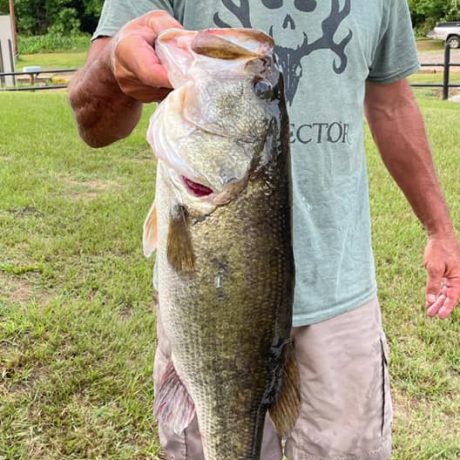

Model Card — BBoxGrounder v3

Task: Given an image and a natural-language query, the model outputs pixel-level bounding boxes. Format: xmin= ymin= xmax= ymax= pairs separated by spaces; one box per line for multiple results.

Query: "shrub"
xmin=18 ymin=33 xmax=90 ymax=55
xmin=0 ymin=0 xmax=8 ymax=15
xmin=409 ymin=0 xmax=460 ymax=31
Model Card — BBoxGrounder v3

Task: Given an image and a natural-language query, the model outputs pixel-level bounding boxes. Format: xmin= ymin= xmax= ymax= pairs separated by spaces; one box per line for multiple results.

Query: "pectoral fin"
xmin=154 ymin=360 xmax=196 ymax=435
xmin=269 ymin=345 xmax=301 ymax=437
xmin=143 ymin=202 xmax=158 ymax=258
xmin=167 ymin=204 xmax=195 ymax=273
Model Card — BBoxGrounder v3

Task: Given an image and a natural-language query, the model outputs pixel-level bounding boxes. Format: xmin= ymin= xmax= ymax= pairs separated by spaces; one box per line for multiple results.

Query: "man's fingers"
xmin=110 ymin=10 xmax=183 ymax=101
xmin=140 ymin=10 xmax=183 ymax=35
xmin=427 ymin=293 xmax=446 ymax=317
xmin=115 ymin=35 xmax=172 ymax=89
xmin=129 ymin=86 xmax=172 ymax=103
xmin=438 ymin=281 xmax=460 ymax=319
xmin=423 ymin=236 xmax=460 ymax=319
xmin=425 ymin=263 xmax=445 ymax=305
xmin=145 ymin=66 xmax=170 ymax=87
xmin=426 ymin=278 xmax=460 ymax=319
xmin=438 ymin=297 xmax=457 ymax=319
xmin=134 ymin=60 xmax=170 ymax=88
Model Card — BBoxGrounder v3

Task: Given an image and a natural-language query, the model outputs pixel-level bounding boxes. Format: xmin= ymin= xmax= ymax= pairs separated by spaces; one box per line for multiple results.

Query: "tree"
xmin=0 ymin=0 xmax=9 ymax=15
xmin=409 ymin=0 xmax=460 ymax=32
xmin=77 ymin=0 xmax=104 ymax=34
xmin=11 ymin=0 xmax=103 ymax=36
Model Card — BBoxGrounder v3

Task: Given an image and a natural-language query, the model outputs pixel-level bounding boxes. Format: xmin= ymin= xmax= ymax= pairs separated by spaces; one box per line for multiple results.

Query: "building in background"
xmin=0 ymin=15 xmax=16 ymax=87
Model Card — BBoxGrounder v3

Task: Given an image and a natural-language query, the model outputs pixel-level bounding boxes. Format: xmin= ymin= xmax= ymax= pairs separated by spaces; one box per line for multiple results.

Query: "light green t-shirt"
xmin=94 ymin=0 xmax=419 ymax=326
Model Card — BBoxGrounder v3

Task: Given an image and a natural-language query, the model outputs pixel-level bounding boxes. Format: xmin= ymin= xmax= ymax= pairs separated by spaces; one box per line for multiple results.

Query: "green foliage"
xmin=409 ymin=0 xmax=460 ymax=34
xmin=18 ymin=50 xmax=88 ymax=69
xmin=48 ymin=8 xmax=81 ymax=36
xmin=82 ymin=0 xmax=104 ymax=17
xmin=0 ymin=0 xmax=8 ymax=15
xmin=13 ymin=0 xmax=103 ymax=36
xmin=18 ymin=33 xmax=90 ymax=54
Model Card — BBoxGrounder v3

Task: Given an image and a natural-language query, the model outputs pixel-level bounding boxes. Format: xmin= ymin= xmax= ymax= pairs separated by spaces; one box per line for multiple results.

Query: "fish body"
xmin=145 ymin=28 xmax=299 ymax=460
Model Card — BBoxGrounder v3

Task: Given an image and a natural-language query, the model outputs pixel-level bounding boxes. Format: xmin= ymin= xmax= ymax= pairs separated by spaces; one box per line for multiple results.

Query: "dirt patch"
xmin=0 ymin=271 xmax=51 ymax=305
xmin=393 ymin=387 xmax=459 ymax=438
xmin=7 ymin=206 xmax=43 ymax=218
xmin=131 ymin=149 xmax=155 ymax=164
xmin=118 ymin=304 xmax=135 ymax=321
xmin=62 ymin=177 xmax=121 ymax=200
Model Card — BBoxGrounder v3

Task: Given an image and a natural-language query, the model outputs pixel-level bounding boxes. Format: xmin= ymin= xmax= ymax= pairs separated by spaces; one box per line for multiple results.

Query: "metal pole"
xmin=8 ymin=39 xmax=15 ymax=86
xmin=443 ymin=42 xmax=451 ymax=100
xmin=0 ymin=41 xmax=5 ymax=87
xmin=8 ymin=0 xmax=17 ymax=56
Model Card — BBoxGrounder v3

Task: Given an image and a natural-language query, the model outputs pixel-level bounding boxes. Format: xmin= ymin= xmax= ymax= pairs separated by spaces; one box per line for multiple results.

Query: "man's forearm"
xmin=68 ymin=39 xmax=142 ymax=148
xmin=365 ymin=80 xmax=455 ymax=238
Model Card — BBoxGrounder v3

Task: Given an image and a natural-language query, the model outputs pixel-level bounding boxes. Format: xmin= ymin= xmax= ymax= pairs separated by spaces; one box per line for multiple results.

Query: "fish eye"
xmin=254 ymin=79 xmax=274 ymax=100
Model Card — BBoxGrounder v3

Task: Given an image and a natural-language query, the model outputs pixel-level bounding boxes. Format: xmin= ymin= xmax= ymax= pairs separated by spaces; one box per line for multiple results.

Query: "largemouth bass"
xmin=144 ymin=28 xmax=299 ymax=460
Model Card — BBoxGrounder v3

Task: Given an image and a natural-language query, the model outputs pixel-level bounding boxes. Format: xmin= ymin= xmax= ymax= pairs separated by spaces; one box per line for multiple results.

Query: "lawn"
xmin=409 ymin=72 xmax=460 ymax=100
xmin=416 ymin=38 xmax=445 ymax=52
xmin=0 ymin=92 xmax=459 ymax=459
xmin=17 ymin=52 xmax=88 ymax=70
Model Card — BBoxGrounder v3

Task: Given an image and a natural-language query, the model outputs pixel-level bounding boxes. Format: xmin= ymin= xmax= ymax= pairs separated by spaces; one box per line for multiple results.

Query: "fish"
xmin=143 ymin=27 xmax=299 ymax=460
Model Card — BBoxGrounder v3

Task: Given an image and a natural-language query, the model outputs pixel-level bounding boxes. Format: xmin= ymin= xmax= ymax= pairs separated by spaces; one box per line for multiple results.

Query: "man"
xmin=68 ymin=1 xmax=460 ymax=459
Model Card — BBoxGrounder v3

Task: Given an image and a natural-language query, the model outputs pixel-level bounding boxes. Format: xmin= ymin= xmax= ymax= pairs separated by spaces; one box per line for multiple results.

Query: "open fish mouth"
xmin=180 ymin=173 xmax=249 ymax=208
xmin=182 ymin=176 xmax=214 ymax=197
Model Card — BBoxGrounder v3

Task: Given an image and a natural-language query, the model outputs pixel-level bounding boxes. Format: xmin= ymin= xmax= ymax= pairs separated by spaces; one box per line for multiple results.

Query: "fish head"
xmin=148 ymin=28 xmax=284 ymax=214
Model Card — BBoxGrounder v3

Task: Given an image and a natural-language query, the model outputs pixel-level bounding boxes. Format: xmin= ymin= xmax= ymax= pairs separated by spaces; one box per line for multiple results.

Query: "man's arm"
xmin=68 ymin=10 xmax=182 ymax=148
xmin=365 ymin=79 xmax=460 ymax=319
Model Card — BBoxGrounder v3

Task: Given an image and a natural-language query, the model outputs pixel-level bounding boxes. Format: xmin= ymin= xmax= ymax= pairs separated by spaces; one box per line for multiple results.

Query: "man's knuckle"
xmin=427 ymin=264 xmax=443 ymax=276
xmin=145 ymin=10 xmax=170 ymax=26
xmin=149 ymin=10 xmax=170 ymax=18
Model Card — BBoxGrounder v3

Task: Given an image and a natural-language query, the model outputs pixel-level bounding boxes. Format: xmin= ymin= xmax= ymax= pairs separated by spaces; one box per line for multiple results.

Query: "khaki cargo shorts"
xmin=154 ymin=298 xmax=392 ymax=460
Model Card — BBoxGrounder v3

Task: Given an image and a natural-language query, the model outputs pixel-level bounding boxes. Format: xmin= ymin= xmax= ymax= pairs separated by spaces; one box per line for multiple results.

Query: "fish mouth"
xmin=181 ymin=174 xmax=248 ymax=207
xmin=182 ymin=176 xmax=214 ymax=197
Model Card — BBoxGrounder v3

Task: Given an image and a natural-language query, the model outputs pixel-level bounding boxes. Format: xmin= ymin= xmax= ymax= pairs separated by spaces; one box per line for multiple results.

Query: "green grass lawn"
xmin=416 ymin=38 xmax=445 ymax=52
xmin=17 ymin=51 xmax=88 ymax=70
xmin=0 ymin=93 xmax=459 ymax=459
xmin=409 ymin=72 xmax=460 ymax=100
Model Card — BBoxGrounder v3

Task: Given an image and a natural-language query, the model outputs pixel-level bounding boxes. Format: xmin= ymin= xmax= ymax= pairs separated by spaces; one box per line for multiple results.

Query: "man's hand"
xmin=365 ymin=80 xmax=459 ymax=320
xmin=110 ymin=10 xmax=183 ymax=102
xmin=424 ymin=234 xmax=460 ymax=319
xmin=68 ymin=10 xmax=181 ymax=147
